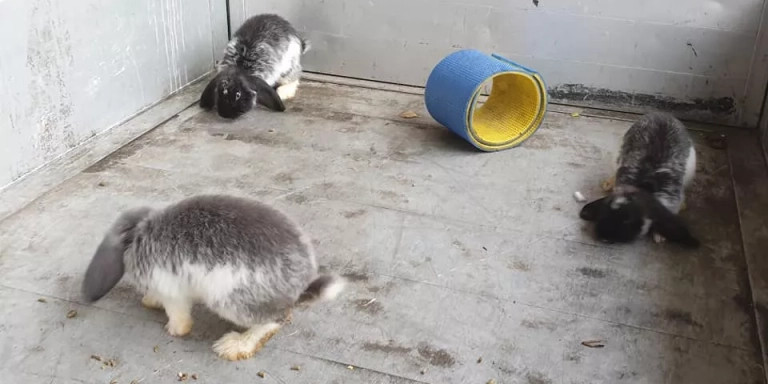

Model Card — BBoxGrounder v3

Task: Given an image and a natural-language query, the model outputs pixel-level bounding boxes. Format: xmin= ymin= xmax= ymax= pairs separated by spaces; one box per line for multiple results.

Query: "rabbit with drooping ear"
xmin=579 ymin=112 xmax=699 ymax=247
xmin=82 ymin=195 xmax=344 ymax=361
xmin=200 ymin=14 xmax=310 ymax=118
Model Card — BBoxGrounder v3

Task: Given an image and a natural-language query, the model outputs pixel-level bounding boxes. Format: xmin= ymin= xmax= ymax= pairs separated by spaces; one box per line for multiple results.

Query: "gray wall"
xmin=231 ymin=0 xmax=768 ymax=128
xmin=0 ymin=0 xmax=228 ymax=189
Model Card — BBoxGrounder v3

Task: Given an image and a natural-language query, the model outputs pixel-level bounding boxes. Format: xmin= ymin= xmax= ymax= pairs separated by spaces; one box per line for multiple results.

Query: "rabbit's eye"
xmin=235 ymin=91 xmax=241 ymax=100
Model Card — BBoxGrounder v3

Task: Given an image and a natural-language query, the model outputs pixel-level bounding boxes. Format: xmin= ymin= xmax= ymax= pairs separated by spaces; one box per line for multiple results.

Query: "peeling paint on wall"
xmin=0 ymin=0 xmax=227 ymax=189
xmin=25 ymin=0 xmax=77 ymax=159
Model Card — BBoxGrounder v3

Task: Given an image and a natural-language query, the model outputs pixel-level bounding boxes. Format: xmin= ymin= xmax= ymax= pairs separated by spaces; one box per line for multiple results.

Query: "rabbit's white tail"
xmin=297 ymin=275 xmax=345 ymax=304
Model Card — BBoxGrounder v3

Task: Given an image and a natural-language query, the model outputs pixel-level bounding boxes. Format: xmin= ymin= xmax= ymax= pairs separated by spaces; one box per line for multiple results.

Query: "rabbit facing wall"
xmin=200 ymin=14 xmax=310 ymax=118
xmin=82 ymin=195 xmax=344 ymax=361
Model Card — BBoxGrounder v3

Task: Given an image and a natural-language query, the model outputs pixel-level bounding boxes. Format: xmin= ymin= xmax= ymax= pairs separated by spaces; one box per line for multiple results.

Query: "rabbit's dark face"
xmin=216 ymin=74 xmax=255 ymax=119
xmin=593 ymin=194 xmax=647 ymax=243
xmin=580 ymin=190 xmax=650 ymax=244
xmin=200 ymin=68 xmax=285 ymax=116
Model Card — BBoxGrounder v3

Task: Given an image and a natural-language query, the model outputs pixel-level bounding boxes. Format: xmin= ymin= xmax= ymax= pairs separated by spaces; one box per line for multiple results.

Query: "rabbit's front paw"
xmin=164 ymin=301 xmax=194 ymax=337
xmin=276 ymin=81 xmax=299 ymax=100
xmin=165 ymin=317 xmax=193 ymax=337
xmin=165 ymin=316 xmax=193 ymax=337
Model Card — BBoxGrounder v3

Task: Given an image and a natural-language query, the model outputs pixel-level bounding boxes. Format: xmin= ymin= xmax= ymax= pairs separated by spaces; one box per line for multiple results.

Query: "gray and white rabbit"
xmin=82 ymin=195 xmax=344 ymax=360
xmin=579 ymin=112 xmax=699 ymax=247
xmin=200 ymin=14 xmax=309 ymax=118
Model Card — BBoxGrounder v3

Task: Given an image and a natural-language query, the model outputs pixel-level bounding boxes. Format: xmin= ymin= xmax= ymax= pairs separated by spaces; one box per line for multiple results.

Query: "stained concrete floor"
xmin=0 ymin=80 xmax=764 ymax=384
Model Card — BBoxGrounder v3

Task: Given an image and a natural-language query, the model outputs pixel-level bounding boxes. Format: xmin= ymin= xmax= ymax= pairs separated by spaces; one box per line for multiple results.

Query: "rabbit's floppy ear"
xmin=82 ymin=207 xmax=152 ymax=302
xmin=246 ymin=76 xmax=286 ymax=112
xmin=200 ymin=77 xmax=218 ymax=109
xmin=649 ymin=201 xmax=700 ymax=248
xmin=579 ymin=197 xmax=607 ymax=221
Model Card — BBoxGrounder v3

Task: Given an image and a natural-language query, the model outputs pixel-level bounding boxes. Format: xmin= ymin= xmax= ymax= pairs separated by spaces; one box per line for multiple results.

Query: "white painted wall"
xmin=230 ymin=0 xmax=768 ymax=127
xmin=0 ymin=0 xmax=228 ymax=189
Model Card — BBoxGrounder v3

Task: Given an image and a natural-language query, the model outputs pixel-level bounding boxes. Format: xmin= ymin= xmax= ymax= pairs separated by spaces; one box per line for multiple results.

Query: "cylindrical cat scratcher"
xmin=424 ymin=50 xmax=547 ymax=151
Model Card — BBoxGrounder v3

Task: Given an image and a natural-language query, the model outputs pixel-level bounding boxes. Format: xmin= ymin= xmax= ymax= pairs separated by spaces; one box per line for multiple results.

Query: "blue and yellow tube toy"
xmin=424 ymin=50 xmax=548 ymax=151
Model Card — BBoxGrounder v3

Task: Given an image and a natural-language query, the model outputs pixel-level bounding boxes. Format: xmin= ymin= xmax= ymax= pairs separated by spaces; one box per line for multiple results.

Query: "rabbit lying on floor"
xmin=82 ymin=195 xmax=344 ymax=360
xmin=579 ymin=112 xmax=700 ymax=248
xmin=200 ymin=14 xmax=310 ymax=118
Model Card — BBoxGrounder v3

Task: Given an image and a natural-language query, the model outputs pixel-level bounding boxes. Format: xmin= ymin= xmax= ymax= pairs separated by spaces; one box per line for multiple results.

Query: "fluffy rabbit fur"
xmin=579 ymin=112 xmax=699 ymax=247
xmin=82 ymin=195 xmax=344 ymax=361
xmin=200 ymin=14 xmax=309 ymax=118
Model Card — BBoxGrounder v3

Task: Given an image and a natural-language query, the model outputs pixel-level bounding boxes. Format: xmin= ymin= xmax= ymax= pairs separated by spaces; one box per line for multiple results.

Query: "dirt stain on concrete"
xmin=417 ymin=343 xmax=456 ymax=367
xmin=577 ymin=267 xmax=607 ymax=279
xmin=362 ymin=341 xmax=413 ymax=355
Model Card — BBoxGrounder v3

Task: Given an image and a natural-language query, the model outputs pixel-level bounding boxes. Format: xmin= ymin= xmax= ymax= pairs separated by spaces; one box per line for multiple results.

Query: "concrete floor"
xmin=0 ymin=80 xmax=764 ymax=384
